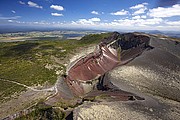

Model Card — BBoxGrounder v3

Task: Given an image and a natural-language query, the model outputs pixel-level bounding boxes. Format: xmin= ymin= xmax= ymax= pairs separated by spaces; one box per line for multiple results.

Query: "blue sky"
xmin=0 ymin=0 xmax=180 ymax=31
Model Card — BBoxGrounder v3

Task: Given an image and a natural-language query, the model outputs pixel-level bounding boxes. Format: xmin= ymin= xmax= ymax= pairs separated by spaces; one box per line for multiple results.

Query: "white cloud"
xmin=142 ymin=18 xmax=163 ymax=25
xmin=141 ymin=15 xmax=147 ymax=19
xmin=72 ymin=17 xmax=101 ymax=25
xmin=111 ymin=9 xmax=129 ymax=16
xmin=89 ymin=18 xmax=101 ymax=22
xmin=8 ymin=20 xmax=13 ymax=22
xmin=0 ymin=16 xmax=21 ymax=20
xmin=148 ymin=4 xmax=180 ymax=18
xmin=112 ymin=18 xmax=163 ymax=26
xmin=16 ymin=20 xmax=52 ymax=25
xmin=50 ymin=5 xmax=64 ymax=11
xmin=130 ymin=3 xmax=148 ymax=15
xmin=5 ymin=18 xmax=180 ymax=31
xmin=28 ymin=1 xmax=43 ymax=9
xmin=12 ymin=10 xmax=16 ymax=13
xmin=70 ymin=17 xmax=164 ymax=30
xmin=130 ymin=3 xmax=148 ymax=9
xmin=133 ymin=8 xmax=147 ymax=15
xmin=91 ymin=11 xmax=99 ymax=15
xmin=132 ymin=15 xmax=141 ymax=19
xmin=165 ymin=21 xmax=180 ymax=26
xmin=51 ymin=13 xmax=63 ymax=16
xmin=19 ymin=1 xmax=25 ymax=5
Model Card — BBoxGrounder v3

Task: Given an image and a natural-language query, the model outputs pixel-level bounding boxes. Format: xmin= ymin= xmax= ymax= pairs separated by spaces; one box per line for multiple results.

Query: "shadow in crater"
xmin=65 ymin=111 xmax=73 ymax=120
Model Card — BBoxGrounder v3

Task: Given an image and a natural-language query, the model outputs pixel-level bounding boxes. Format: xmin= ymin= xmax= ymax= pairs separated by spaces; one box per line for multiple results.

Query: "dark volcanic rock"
xmin=102 ymin=32 xmax=150 ymax=50
xmin=101 ymin=32 xmax=121 ymax=44
xmin=109 ymin=36 xmax=180 ymax=102
xmin=120 ymin=33 xmax=150 ymax=50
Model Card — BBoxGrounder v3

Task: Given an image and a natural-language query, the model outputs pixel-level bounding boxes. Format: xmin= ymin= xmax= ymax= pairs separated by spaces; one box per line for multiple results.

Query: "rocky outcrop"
xmin=65 ymin=32 xmax=152 ymax=96
xmin=73 ymin=34 xmax=180 ymax=120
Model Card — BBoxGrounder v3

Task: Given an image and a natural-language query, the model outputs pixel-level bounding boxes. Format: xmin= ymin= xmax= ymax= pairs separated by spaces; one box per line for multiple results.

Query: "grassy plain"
xmin=0 ymin=33 xmax=111 ymax=102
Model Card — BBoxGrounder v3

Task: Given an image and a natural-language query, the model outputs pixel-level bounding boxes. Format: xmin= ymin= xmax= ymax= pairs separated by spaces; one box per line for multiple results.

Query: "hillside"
xmin=0 ymin=32 xmax=180 ymax=120
xmin=0 ymin=32 xmax=111 ymax=119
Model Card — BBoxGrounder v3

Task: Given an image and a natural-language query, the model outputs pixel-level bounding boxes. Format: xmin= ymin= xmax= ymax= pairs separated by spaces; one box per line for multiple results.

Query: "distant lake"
xmin=0 ymin=37 xmax=61 ymax=42
xmin=63 ymin=34 xmax=85 ymax=39
xmin=0 ymin=34 xmax=86 ymax=42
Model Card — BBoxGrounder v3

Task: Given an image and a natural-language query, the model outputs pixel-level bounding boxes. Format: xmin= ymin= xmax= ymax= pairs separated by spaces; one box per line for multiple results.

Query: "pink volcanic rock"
xmin=67 ymin=43 xmax=120 ymax=82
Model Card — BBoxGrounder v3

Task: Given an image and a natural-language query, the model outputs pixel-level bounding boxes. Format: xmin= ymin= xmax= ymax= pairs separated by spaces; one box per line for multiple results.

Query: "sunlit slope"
xmin=110 ymin=35 xmax=180 ymax=102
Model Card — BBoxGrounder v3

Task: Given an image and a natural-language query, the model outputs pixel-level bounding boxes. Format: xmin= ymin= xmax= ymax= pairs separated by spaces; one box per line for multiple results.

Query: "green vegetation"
xmin=16 ymin=102 xmax=65 ymax=120
xmin=0 ymin=81 xmax=25 ymax=102
xmin=117 ymin=47 xmax=121 ymax=61
xmin=83 ymin=94 xmax=110 ymax=102
xmin=55 ymin=98 xmax=81 ymax=109
xmin=80 ymin=33 xmax=112 ymax=44
xmin=0 ymin=32 xmax=111 ymax=102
